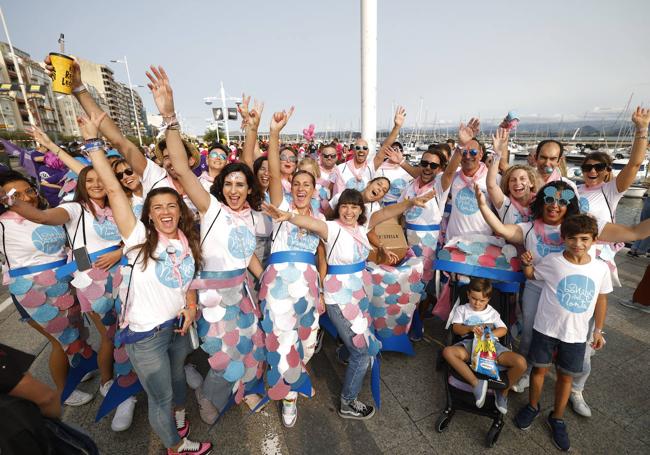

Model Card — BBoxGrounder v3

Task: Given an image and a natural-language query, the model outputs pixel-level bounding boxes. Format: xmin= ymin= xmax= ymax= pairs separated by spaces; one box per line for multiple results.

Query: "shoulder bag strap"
xmin=200 ymin=209 xmax=221 ymax=247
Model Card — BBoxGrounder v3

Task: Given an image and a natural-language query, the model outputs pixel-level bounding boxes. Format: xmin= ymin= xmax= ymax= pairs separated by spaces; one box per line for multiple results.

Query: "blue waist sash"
xmin=267 ymin=251 xmax=316 ymax=266
xmin=118 ymin=318 xmax=176 ymax=345
xmin=9 ymin=258 xmax=67 ymax=278
xmin=199 ymin=268 xmax=246 ymax=280
xmin=327 ymin=261 xmax=366 ymax=275
xmin=383 ymin=200 xmax=397 ymax=206
xmin=405 ymin=223 xmax=440 ymax=232
xmin=55 ymin=245 xmax=125 ymax=279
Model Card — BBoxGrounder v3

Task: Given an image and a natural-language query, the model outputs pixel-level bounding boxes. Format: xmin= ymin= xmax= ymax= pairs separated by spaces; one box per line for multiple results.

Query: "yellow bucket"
xmin=49 ymin=52 xmax=74 ymax=95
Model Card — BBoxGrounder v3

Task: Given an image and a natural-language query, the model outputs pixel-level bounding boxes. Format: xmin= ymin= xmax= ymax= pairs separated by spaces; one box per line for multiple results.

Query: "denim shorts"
xmin=528 ymin=329 xmax=586 ymax=376
xmin=457 ymin=338 xmax=510 ymax=357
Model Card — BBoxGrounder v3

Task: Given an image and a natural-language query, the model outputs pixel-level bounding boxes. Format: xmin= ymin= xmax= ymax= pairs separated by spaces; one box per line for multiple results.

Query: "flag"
xmin=227 ymin=108 xmax=238 ymax=120
xmin=212 ymin=108 xmax=223 ymax=121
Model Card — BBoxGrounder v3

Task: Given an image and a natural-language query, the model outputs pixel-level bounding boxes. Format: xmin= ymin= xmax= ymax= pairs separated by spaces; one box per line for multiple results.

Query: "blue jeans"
xmin=125 ymin=326 xmax=190 ymax=448
xmin=326 ymin=304 xmax=370 ymax=401
xmin=518 ymin=281 xmax=542 ymax=377
xmin=632 ymin=197 xmax=650 ymax=253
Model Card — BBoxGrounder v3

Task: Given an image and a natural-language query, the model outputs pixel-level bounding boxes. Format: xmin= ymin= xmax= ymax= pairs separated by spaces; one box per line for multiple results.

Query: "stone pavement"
xmin=1 ymin=253 xmax=649 ymax=454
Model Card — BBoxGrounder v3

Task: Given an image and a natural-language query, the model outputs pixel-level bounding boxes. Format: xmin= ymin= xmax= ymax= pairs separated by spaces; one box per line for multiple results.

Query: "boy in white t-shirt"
xmin=443 ymin=278 xmax=526 ymax=414
xmin=515 ymin=214 xmax=612 ymax=452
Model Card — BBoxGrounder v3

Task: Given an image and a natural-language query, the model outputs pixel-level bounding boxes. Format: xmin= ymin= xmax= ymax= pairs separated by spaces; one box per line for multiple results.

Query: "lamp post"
xmin=360 ymin=0 xmax=377 ymax=152
xmin=204 ymin=83 xmax=241 ymax=146
xmin=110 ymin=56 xmax=143 ymax=147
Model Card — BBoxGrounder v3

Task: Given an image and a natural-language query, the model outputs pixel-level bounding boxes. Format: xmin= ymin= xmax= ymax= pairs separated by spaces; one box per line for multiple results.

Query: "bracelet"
xmin=80 ymin=140 xmax=106 ymax=153
xmin=84 ymin=137 xmax=101 ymax=143
xmin=161 ymin=112 xmax=177 ymax=121
xmin=635 ymin=135 xmax=648 ymax=140
xmin=73 ymin=83 xmax=88 ymax=94
xmin=160 ymin=120 xmax=180 ymax=133
xmin=521 ymin=262 xmax=532 ymax=268
xmin=399 ymin=158 xmax=406 ymax=165
xmin=594 ymin=328 xmax=605 ymax=335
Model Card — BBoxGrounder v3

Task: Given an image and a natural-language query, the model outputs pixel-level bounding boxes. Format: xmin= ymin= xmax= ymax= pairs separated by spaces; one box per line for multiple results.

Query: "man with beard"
xmin=334 ymin=137 xmax=383 ymax=194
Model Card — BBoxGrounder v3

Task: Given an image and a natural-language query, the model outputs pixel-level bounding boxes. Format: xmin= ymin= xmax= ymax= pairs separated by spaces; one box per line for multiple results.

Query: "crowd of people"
xmin=1 ymin=56 xmax=650 ymax=454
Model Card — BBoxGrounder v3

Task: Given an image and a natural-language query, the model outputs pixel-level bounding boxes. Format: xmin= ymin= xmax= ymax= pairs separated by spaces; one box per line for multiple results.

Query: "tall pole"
xmin=360 ymin=0 xmax=377 ymax=152
xmin=0 ymin=6 xmax=36 ymax=128
xmin=123 ymin=56 xmax=143 ymax=147
xmin=220 ymin=81 xmax=230 ymax=145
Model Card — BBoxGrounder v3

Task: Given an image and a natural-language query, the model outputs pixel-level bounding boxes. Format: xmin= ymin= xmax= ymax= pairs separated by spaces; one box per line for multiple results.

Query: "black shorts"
xmin=528 ymin=329 xmax=585 ymax=376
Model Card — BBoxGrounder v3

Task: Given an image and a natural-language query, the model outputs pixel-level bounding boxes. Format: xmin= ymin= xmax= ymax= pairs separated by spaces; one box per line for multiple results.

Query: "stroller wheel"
xmin=435 ymin=412 xmax=452 ymax=433
xmin=485 ymin=423 xmax=502 ymax=448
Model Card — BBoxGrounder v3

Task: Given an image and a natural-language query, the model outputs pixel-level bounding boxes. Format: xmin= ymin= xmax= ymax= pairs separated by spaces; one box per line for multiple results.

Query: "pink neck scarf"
xmin=335 ymin=220 xmax=372 ymax=251
xmin=533 ymin=219 xmax=563 ymax=246
xmin=544 ymin=167 xmax=562 ymax=184
xmin=413 ymin=176 xmax=436 ymax=197
xmin=221 ymin=201 xmax=252 ymax=222
xmin=0 ymin=211 xmax=25 ymax=224
xmin=347 ymin=159 xmax=369 ymax=182
xmin=458 ymin=163 xmax=488 ymax=188
xmin=90 ymin=200 xmax=114 ymax=224
xmin=509 ymin=193 xmax=534 ymax=220
xmin=157 ymin=229 xmax=191 ymax=288
xmin=200 ymin=171 xmax=215 ymax=183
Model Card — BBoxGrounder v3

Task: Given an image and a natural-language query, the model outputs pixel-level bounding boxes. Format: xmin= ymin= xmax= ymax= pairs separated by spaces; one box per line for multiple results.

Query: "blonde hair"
xmin=298 ymin=157 xmax=321 ymax=179
xmin=500 ymin=165 xmax=538 ymax=196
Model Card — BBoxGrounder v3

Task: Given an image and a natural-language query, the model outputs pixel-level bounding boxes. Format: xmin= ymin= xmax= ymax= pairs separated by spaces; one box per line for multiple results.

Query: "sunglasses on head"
xmin=462 ymin=149 xmax=479 ymax=157
xmin=115 ymin=168 xmax=134 ymax=180
xmin=581 ymin=163 xmax=609 ymax=173
xmin=322 ymin=153 xmax=337 ymax=159
xmin=542 ymin=187 xmax=575 ymax=207
xmin=280 ymin=155 xmax=297 ymax=163
xmin=419 ymin=160 xmax=440 ymax=170
xmin=209 ymin=151 xmax=227 ymax=160
xmin=354 ymin=145 xmax=369 ymax=151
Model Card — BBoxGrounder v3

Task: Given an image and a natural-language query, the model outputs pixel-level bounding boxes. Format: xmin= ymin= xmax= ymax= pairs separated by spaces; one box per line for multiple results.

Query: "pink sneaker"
xmin=174 ymin=409 xmax=190 ymax=438
xmin=167 ymin=438 xmax=212 ymax=455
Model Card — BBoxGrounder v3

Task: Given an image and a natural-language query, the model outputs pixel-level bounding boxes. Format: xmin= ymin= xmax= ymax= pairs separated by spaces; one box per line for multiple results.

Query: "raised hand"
xmin=474 ymin=183 xmax=486 ymax=206
xmin=25 ymin=125 xmax=56 ymax=150
xmin=145 ymin=66 xmax=175 ymax=117
xmin=384 ymin=145 xmax=404 ymax=164
xmin=269 ymin=107 xmax=295 ymax=133
xmin=248 ymin=99 xmax=264 ymax=131
xmin=394 ymin=106 xmax=406 ymax=128
xmin=77 ymin=112 xmax=107 ymax=141
xmin=238 ymin=93 xmax=251 ymax=126
xmin=632 ymin=106 xmax=650 ymax=130
xmin=412 ymin=190 xmax=436 ymax=207
xmin=491 ymin=127 xmax=509 ymax=154
xmin=261 ymin=201 xmax=292 ymax=221
xmin=459 ymin=117 xmax=480 ymax=146
xmin=43 ymin=55 xmax=83 ymax=91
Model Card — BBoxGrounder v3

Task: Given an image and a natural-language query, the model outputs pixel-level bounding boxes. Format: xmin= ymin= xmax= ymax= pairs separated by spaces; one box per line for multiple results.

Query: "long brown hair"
xmin=131 ymin=187 xmax=203 ymax=271
xmin=72 ymin=166 xmax=109 ymax=218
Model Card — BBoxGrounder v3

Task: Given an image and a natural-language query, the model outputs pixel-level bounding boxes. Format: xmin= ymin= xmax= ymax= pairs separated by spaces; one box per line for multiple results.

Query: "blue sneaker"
xmin=547 ymin=413 xmax=571 ymax=451
xmin=494 ymin=392 xmax=508 ymax=414
xmin=473 ymin=380 xmax=488 ymax=408
xmin=514 ymin=403 xmax=540 ymax=430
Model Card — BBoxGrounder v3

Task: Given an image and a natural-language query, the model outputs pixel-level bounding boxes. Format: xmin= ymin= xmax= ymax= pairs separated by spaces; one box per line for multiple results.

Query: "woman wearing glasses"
xmin=198 ymin=143 xmax=229 ymax=192
xmin=112 ymin=158 xmax=145 ymax=218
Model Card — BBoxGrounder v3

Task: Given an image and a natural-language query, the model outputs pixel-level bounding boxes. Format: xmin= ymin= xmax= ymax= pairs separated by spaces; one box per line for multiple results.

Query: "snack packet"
xmin=471 ymin=326 xmax=500 ymax=380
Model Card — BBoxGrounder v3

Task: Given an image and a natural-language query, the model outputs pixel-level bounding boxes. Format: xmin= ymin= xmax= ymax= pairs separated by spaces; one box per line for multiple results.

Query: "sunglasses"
xmin=462 ymin=149 xmax=479 ymax=157
xmin=354 ymin=145 xmax=369 ymax=151
xmin=115 ymin=168 xmax=134 ymax=180
xmin=280 ymin=155 xmax=297 ymax=163
xmin=542 ymin=187 xmax=575 ymax=207
xmin=581 ymin=163 xmax=608 ymax=173
xmin=419 ymin=160 xmax=440 ymax=170
xmin=209 ymin=151 xmax=227 ymax=160
xmin=322 ymin=153 xmax=337 ymax=159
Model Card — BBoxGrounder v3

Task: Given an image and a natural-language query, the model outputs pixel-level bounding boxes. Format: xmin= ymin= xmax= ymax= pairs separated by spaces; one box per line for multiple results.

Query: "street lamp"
xmin=204 ymin=82 xmax=241 ymax=145
xmin=110 ymin=56 xmax=143 ymax=147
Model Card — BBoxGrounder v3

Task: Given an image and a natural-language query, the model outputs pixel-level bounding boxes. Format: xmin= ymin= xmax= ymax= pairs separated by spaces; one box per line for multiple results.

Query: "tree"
xmin=202 ymin=127 xmax=225 ymax=145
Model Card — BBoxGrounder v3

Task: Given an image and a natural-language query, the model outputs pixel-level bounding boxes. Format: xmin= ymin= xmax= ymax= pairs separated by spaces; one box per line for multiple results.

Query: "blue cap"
xmin=106 ymin=149 xmax=121 ymax=158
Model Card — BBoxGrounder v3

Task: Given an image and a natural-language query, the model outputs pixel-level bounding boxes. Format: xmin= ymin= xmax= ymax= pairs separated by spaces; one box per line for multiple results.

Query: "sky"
xmin=5 ymin=0 xmax=650 ymax=136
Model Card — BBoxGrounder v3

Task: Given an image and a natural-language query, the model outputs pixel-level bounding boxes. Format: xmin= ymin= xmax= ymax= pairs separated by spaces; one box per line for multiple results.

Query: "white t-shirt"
xmin=0 ymin=215 xmax=67 ymax=270
xmin=198 ymin=172 xmax=215 ymax=193
xmin=141 ymin=159 xmax=199 ymax=215
xmin=60 ymin=202 xmax=121 ymax=252
xmin=122 ymin=221 xmax=195 ymax=332
xmin=497 ymin=195 xmax=531 ymax=225
xmin=375 ymin=165 xmax=413 ymax=205
xmin=329 ymin=193 xmax=381 ymax=229
xmin=324 ymin=221 xmax=370 ymax=266
xmin=450 ymin=303 xmax=506 ymax=329
xmin=199 ymin=195 xmax=257 ymax=271
xmin=270 ymin=198 xmax=323 ymax=254
xmin=400 ymin=177 xmax=449 ymax=226
xmin=577 ymin=180 xmax=623 ymax=224
xmin=446 ymin=170 xmax=491 ymax=239
xmin=533 ymin=252 xmax=612 ymax=343
xmin=335 ymin=160 xmax=375 ymax=193
xmin=131 ymin=194 xmax=144 ymax=220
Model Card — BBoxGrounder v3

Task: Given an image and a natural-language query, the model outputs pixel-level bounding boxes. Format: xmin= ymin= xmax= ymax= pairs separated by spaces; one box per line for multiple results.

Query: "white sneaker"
xmin=185 ymin=364 xmax=203 ymax=390
xmin=282 ymin=399 xmax=298 ymax=428
xmin=111 ymin=396 xmax=137 ymax=431
xmin=80 ymin=371 xmax=96 ymax=382
xmin=64 ymin=389 xmax=94 ymax=407
xmin=99 ymin=379 xmax=114 ymax=397
xmin=570 ymin=391 xmax=592 ymax=417
xmin=511 ymin=374 xmax=530 ymax=393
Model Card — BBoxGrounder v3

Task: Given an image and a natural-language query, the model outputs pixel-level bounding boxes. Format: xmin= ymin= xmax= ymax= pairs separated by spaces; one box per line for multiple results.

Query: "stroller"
xmin=435 ymin=280 xmax=517 ymax=448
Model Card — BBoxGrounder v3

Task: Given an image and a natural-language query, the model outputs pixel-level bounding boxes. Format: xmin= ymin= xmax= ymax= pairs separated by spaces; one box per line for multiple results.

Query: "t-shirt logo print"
xmin=228 ymin=226 xmax=256 ymax=259
xmin=579 ymin=197 xmax=590 ymax=213
xmin=32 ymin=225 xmax=66 ymax=254
xmin=93 ymin=218 xmax=121 ymax=242
xmin=455 ymin=187 xmax=479 ymax=215
xmin=556 ymin=274 xmax=595 ymax=313
xmin=155 ymin=251 xmax=194 ymax=288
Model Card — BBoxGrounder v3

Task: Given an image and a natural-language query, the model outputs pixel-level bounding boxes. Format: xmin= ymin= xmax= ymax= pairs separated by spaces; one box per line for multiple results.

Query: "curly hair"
xmin=131 ymin=187 xmax=202 ymax=271
xmin=213 ymin=162 xmax=263 ymax=211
